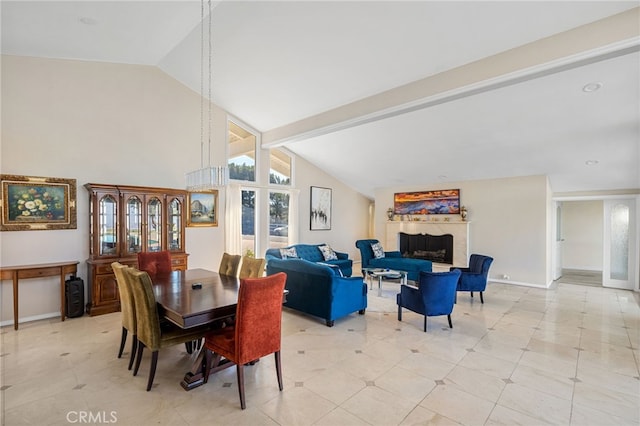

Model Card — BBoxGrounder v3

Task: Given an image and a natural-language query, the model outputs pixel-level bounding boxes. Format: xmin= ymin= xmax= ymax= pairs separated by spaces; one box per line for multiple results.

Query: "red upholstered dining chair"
xmin=137 ymin=251 xmax=172 ymax=276
xmin=203 ymin=272 xmax=287 ymax=409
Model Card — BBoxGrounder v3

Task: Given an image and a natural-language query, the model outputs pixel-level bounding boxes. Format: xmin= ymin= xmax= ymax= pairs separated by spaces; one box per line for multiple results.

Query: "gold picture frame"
xmin=1 ymin=174 xmax=77 ymax=231
xmin=187 ymin=190 xmax=218 ymax=227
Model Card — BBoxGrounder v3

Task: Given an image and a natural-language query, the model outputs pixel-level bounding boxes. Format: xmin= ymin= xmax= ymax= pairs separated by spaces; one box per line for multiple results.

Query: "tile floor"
xmin=1 ymin=281 xmax=639 ymax=426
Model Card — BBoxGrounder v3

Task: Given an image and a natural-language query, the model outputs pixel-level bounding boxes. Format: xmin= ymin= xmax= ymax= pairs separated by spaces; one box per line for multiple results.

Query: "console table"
xmin=0 ymin=261 xmax=79 ymax=330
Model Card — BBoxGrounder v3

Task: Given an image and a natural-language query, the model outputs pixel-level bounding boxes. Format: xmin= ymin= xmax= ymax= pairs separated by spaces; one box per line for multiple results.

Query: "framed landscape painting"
xmin=394 ymin=189 xmax=460 ymax=215
xmin=1 ymin=174 xmax=77 ymax=231
xmin=187 ymin=190 xmax=218 ymax=227
xmin=310 ymin=186 xmax=331 ymax=230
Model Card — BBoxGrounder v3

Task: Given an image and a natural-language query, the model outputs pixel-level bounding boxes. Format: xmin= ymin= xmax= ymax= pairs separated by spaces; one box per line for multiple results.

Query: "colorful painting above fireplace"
xmin=394 ymin=189 xmax=460 ymax=215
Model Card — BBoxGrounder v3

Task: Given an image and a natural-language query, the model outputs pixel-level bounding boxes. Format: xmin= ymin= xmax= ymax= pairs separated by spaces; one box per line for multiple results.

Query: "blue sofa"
xmin=355 ymin=239 xmax=432 ymax=282
xmin=265 ymin=243 xmax=353 ymax=277
xmin=266 ymin=258 xmax=367 ymax=327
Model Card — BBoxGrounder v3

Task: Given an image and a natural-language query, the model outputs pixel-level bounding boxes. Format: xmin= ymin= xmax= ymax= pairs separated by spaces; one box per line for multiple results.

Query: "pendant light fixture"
xmin=186 ymin=0 xmax=229 ymax=191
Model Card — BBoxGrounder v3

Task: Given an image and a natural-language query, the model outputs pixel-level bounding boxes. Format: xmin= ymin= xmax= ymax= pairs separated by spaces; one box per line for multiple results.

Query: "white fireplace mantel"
xmin=385 ymin=221 xmax=470 ymax=269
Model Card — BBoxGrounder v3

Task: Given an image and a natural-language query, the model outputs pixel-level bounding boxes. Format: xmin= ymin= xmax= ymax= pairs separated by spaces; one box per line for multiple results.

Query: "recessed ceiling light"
xmin=582 ymin=82 xmax=603 ymax=93
xmin=585 ymin=160 xmax=599 ymax=166
xmin=78 ymin=16 xmax=98 ymax=25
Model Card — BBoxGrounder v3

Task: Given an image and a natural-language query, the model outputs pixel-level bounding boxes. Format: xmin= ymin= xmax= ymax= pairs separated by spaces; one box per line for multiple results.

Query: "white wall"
xmin=294 ymin=155 xmax=371 ymax=260
xmin=374 ymin=175 xmax=550 ymax=287
xmin=561 ymin=200 xmax=603 ymax=271
xmin=0 ymin=55 xmax=370 ymax=325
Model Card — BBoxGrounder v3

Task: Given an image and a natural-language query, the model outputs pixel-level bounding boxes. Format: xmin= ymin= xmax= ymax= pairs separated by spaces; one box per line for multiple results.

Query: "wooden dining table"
xmin=150 ymin=268 xmax=287 ymax=391
xmin=150 ymin=268 xmax=240 ymax=390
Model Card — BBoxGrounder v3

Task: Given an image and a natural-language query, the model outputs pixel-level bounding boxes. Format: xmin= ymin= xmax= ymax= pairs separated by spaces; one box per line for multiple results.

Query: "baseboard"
xmin=489 ymin=279 xmax=550 ymax=289
xmin=0 ymin=312 xmax=60 ymax=328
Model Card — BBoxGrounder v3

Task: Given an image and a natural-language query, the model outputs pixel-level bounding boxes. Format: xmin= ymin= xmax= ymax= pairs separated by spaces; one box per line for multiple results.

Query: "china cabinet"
xmin=85 ymin=183 xmax=188 ymax=316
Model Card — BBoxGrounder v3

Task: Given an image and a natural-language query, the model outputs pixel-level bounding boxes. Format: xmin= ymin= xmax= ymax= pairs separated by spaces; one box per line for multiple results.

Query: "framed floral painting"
xmin=1 ymin=174 xmax=77 ymax=231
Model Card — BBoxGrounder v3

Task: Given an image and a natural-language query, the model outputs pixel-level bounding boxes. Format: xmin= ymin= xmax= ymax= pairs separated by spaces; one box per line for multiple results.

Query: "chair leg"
xmin=275 ymin=351 xmax=283 ymax=391
xmin=423 ymin=316 xmax=427 ymax=332
xmin=447 ymin=314 xmax=453 ymax=329
xmin=397 ymin=305 xmax=402 ymax=321
xmin=133 ymin=342 xmax=145 ymax=376
xmin=118 ymin=327 xmax=127 ymax=358
xmin=128 ymin=335 xmax=138 ymax=370
xmin=147 ymin=351 xmax=158 ymax=391
xmin=470 ymin=291 xmax=474 ymax=298
xmin=480 ymin=292 xmax=484 ymax=304
xmin=237 ymin=364 xmax=246 ymax=410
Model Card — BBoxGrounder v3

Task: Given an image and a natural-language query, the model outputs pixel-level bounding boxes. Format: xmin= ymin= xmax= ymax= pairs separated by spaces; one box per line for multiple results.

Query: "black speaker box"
xmin=65 ymin=276 xmax=84 ymax=318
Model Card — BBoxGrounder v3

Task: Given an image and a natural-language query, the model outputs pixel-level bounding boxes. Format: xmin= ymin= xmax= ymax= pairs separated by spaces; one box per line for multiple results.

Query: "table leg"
xmin=13 ymin=275 xmax=19 ymax=330
xmin=378 ymin=275 xmax=383 ymax=297
xmin=60 ymin=271 xmax=66 ymax=322
xmin=180 ymin=347 xmax=207 ymax=390
xmin=180 ymin=344 xmax=234 ymax=391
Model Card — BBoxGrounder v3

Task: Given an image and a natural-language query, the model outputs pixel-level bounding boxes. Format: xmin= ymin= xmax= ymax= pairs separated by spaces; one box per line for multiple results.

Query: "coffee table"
xmin=363 ymin=268 xmax=408 ymax=296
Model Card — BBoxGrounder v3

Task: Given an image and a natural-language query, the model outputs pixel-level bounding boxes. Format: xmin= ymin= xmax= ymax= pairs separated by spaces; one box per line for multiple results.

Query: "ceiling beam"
xmin=262 ymin=7 xmax=640 ymax=148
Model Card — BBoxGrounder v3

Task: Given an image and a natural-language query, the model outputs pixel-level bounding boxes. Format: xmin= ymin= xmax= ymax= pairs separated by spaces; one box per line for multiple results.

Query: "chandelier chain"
xmin=199 ymin=0 xmax=205 ymax=169
xmin=207 ymin=0 xmax=212 ymax=168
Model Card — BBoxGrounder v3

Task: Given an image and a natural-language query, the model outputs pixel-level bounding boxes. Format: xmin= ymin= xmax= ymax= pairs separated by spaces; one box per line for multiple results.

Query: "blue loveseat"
xmin=265 ymin=243 xmax=353 ymax=277
xmin=266 ymin=258 xmax=367 ymax=327
xmin=355 ymin=239 xmax=432 ymax=282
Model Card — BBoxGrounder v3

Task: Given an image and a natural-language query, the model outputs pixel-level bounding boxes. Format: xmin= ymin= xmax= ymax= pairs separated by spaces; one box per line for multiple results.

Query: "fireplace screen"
xmin=399 ymin=232 xmax=454 ymax=264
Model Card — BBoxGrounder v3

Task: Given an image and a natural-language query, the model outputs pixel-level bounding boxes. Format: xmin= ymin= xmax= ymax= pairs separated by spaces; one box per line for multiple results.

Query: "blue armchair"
xmin=355 ymin=239 xmax=432 ymax=282
xmin=397 ymin=269 xmax=461 ymax=332
xmin=451 ymin=254 xmax=494 ymax=303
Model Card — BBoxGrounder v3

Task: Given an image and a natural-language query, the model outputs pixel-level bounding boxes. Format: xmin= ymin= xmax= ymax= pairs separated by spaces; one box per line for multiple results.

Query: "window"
xmin=241 ymin=189 xmax=257 ymax=257
xmin=228 ymin=121 xmax=256 ymax=182
xmin=269 ymin=149 xmax=291 ymax=185
xmin=269 ymin=191 xmax=290 ymax=249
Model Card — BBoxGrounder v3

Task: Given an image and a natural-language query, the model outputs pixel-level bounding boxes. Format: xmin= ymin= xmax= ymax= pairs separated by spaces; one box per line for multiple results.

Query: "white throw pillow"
xmin=319 ymin=245 xmax=338 ymax=261
xmin=371 ymin=242 xmax=385 ymax=259
xmin=279 ymin=247 xmax=298 ymax=259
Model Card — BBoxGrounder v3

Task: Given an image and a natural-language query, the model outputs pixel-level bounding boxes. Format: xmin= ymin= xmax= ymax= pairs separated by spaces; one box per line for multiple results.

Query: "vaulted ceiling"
xmin=2 ymin=1 xmax=639 ymax=197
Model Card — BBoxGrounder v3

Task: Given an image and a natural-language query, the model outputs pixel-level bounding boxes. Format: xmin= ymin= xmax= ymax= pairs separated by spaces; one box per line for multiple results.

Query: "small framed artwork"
xmin=187 ymin=190 xmax=218 ymax=227
xmin=310 ymin=186 xmax=331 ymax=230
xmin=1 ymin=174 xmax=77 ymax=231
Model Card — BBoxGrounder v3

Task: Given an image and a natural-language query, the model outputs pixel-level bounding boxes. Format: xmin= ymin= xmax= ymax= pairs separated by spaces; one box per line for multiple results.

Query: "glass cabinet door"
xmin=124 ymin=196 xmax=142 ymax=255
xmin=99 ymin=195 xmax=118 ymax=256
xmin=147 ymin=197 xmax=162 ymax=252
xmin=167 ymin=197 xmax=183 ymax=251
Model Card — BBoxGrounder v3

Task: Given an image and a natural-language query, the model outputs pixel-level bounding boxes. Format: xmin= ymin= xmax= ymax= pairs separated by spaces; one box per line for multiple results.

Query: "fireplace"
xmin=387 ymin=221 xmax=469 ymax=268
xmin=399 ymin=232 xmax=454 ymax=264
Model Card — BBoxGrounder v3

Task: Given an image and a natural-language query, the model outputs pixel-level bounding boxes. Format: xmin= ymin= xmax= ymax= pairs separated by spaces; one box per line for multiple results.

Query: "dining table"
xmin=150 ymin=268 xmax=240 ymax=390
xmin=150 ymin=268 xmax=287 ymax=391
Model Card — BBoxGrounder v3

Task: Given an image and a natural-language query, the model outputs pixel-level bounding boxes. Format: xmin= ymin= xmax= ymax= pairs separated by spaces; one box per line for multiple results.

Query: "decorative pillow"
xmin=371 ymin=242 xmax=385 ymax=259
xmin=318 ymin=245 xmax=338 ymax=261
xmin=279 ymin=247 xmax=298 ymax=259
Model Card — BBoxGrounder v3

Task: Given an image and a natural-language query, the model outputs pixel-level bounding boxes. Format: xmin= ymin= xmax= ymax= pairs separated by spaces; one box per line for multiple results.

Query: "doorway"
xmin=552 ymin=197 xmax=638 ymax=291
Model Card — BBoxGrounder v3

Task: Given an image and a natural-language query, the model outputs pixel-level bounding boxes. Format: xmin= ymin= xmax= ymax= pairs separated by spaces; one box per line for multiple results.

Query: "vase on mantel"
xmin=460 ymin=206 xmax=468 ymax=221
